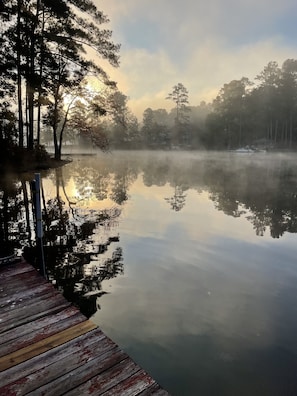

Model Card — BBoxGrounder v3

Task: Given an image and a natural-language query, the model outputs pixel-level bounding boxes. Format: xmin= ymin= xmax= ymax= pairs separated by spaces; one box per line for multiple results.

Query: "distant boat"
xmin=233 ymin=146 xmax=266 ymax=153
xmin=234 ymin=147 xmax=255 ymax=153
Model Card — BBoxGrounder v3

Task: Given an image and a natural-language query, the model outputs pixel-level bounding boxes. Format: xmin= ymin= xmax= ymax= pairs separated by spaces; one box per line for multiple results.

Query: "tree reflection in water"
xmin=0 ymin=167 xmax=124 ymax=318
xmin=140 ymin=152 xmax=297 ymax=238
xmin=2 ymin=152 xmax=297 ymax=315
xmin=37 ymin=167 xmax=123 ymax=318
xmin=0 ymin=174 xmax=36 ymax=257
xmin=203 ymin=156 xmax=297 ymax=238
xmin=164 ymin=185 xmax=186 ymax=211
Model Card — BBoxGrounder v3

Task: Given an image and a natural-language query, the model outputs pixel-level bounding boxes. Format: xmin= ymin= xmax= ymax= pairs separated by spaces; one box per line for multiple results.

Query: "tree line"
xmin=90 ymin=59 xmax=297 ymax=151
xmin=1 ymin=2 xmax=297 ymax=157
xmin=0 ymin=0 xmax=120 ymax=162
xmin=205 ymin=59 xmax=297 ymax=150
xmin=139 ymin=60 xmax=297 ymax=151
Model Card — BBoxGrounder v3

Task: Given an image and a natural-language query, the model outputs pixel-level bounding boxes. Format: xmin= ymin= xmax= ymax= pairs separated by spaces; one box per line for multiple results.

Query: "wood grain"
xmin=0 ymin=320 xmax=97 ymax=371
xmin=0 ymin=259 xmax=170 ymax=395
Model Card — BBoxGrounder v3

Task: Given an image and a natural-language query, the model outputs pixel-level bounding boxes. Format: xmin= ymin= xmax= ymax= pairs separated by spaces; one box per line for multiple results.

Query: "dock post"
xmin=32 ymin=173 xmax=46 ymax=278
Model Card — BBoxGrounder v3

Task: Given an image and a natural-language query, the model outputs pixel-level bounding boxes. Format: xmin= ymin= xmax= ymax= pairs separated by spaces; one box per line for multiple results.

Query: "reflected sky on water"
xmin=10 ymin=150 xmax=297 ymax=395
xmin=61 ymin=150 xmax=296 ymax=396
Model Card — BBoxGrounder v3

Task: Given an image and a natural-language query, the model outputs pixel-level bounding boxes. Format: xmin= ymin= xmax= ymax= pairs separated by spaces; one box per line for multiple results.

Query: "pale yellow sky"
xmin=92 ymin=0 xmax=297 ymax=120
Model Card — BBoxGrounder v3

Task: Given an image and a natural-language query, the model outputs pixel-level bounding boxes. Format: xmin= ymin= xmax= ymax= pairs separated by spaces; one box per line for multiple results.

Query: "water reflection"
xmin=203 ymin=154 xmax=297 ymax=238
xmin=1 ymin=156 xmax=297 ymax=269
xmin=141 ymin=152 xmax=297 ymax=237
xmin=1 ymin=153 xmax=297 ymax=275
xmin=0 ymin=166 xmax=124 ymax=318
xmin=0 ymin=173 xmax=36 ymax=256
xmin=38 ymin=166 xmax=123 ymax=318
xmin=2 ymin=151 xmax=297 ymax=395
xmin=165 ymin=185 xmax=187 ymax=211
xmin=82 ymin=151 xmax=291 ymax=239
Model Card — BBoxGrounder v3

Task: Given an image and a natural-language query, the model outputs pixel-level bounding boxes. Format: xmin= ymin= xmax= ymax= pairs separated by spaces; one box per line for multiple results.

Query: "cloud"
xmin=102 ymin=48 xmax=179 ymax=115
xmin=183 ymin=36 xmax=297 ymax=104
xmin=95 ymin=0 xmax=297 ymax=119
xmin=101 ymin=0 xmax=297 ymax=45
xmin=104 ymin=37 xmax=297 ymax=119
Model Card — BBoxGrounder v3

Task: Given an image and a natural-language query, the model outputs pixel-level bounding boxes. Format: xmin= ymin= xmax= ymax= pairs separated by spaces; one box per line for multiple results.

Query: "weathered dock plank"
xmin=0 ymin=320 xmax=97 ymax=371
xmin=0 ymin=328 xmax=106 ymax=390
xmin=99 ymin=369 xmax=157 ymax=396
xmin=0 ymin=282 xmax=53 ymax=308
xmin=0 ymin=342 xmax=121 ymax=395
xmin=0 ymin=305 xmax=82 ymax=346
xmin=0 ymin=258 xmax=170 ymax=395
xmin=0 ymin=310 xmax=86 ymax=357
xmin=137 ymin=384 xmax=169 ymax=395
xmin=63 ymin=358 xmax=141 ymax=395
xmin=0 ymin=287 xmax=63 ymax=314
xmin=0 ymin=271 xmax=48 ymax=297
xmin=0 ymin=294 xmax=71 ymax=333
xmin=139 ymin=386 xmax=171 ymax=396
xmin=27 ymin=348 xmax=128 ymax=396
xmin=0 ymin=259 xmax=33 ymax=279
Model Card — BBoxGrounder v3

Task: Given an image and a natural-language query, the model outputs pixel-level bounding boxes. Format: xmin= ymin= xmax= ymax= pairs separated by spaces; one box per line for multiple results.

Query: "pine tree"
xmin=166 ymin=83 xmax=191 ymax=146
xmin=0 ymin=0 xmax=120 ymax=159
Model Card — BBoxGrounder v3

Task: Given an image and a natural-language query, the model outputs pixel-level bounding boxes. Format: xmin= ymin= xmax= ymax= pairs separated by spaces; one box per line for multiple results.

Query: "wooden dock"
xmin=0 ymin=258 xmax=169 ymax=395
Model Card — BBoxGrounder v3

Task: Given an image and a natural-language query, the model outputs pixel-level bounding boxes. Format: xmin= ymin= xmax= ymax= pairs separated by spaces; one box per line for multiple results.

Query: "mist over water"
xmin=66 ymin=150 xmax=297 ymax=396
xmin=2 ymin=150 xmax=297 ymax=395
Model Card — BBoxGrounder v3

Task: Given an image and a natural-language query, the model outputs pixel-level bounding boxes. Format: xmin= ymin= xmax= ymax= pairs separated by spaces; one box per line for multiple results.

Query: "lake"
xmin=3 ymin=150 xmax=297 ymax=395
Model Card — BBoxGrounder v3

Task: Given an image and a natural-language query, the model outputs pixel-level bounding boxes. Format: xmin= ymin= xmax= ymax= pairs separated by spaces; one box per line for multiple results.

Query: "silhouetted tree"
xmin=166 ymin=83 xmax=191 ymax=146
xmin=1 ymin=0 xmax=120 ymax=158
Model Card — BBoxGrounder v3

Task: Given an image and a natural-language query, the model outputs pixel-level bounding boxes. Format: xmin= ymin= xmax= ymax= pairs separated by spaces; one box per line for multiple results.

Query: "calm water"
xmin=10 ymin=151 xmax=297 ymax=395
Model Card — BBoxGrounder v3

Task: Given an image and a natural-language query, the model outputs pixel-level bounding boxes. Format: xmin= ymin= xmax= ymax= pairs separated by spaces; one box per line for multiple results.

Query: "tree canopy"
xmin=0 ymin=0 xmax=120 ymax=161
xmin=2 ymin=8 xmax=297 ymax=158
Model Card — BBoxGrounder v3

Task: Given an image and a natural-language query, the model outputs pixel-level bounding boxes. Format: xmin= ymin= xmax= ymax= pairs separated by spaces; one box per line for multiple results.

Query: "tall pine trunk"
xmin=289 ymin=113 xmax=293 ymax=148
xmin=53 ymin=83 xmax=61 ymax=160
xmin=27 ymin=0 xmax=41 ymax=149
xmin=17 ymin=0 xmax=24 ymax=148
xmin=36 ymin=5 xmax=45 ymax=145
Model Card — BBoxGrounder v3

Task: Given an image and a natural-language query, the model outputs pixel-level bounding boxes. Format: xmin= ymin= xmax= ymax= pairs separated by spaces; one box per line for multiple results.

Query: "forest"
xmin=129 ymin=60 xmax=297 ymax=151
xmin=1 ymin=1 xmax=297 ymax=165
xmin=0 ymin=0 xmax=120 ymax=166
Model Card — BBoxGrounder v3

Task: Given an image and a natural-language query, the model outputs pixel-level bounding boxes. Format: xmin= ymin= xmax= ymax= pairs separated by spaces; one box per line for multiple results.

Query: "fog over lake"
xmin=4 ymin=150 xmax=297 ymax=395
xmin=89 ymin=151 xmax=297 ymax=396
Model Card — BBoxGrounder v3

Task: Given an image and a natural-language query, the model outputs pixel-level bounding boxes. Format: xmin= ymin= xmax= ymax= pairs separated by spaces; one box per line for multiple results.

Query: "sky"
xmin=95 ymin=0 xmax=297 ymax=120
